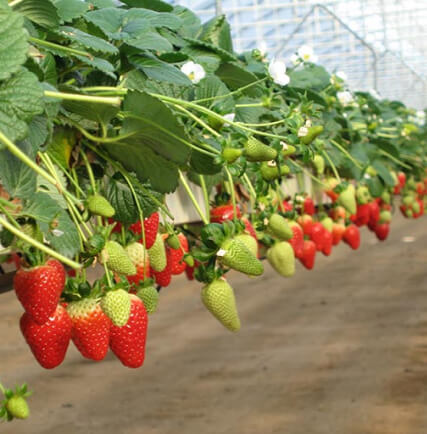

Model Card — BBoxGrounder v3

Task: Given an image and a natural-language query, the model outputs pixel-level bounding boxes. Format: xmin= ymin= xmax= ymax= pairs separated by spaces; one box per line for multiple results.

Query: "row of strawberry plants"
xmin=0 ymin=0 xmax=426 ymax=422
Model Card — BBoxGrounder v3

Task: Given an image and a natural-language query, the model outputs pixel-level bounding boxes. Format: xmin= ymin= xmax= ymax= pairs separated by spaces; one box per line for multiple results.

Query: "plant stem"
xmin=178 ymin=171 xmax=209 ymax=225
xmin=82 ymin=86 xmax=128 ymax=95
xmin=44 ymin=91 xmax=121 ymax=106
xmin=236 ymin=119 xmax=286 ymax=127
xmin=224 ymin=167 xmax=237 ymax=220
xmin=199 ymin=175 xmax=210 ymax=223
xmin=330 ymin=139 xmax=363 ymax=169
xmin=322 ymin=149 xmax=341 ymax=182
xmin=235 ymin=102 xmax=264 ymax=108
xmin=377 ymin=132 xmax=399 ymax=139
xmin=68 ymin=121 xmax=138 ymax=144
xmin=242 ymin=173 xmax=257 ymax=201
xmin=289 ymin=160 xmax=327 ymax=187
xmin=378 ymin=150 xmax=412 ymax=169
xmin=171 ymin=104 xmax=221 ymax=140
xmin=0 ymin=130 xmax=57 ymax=186
xmin=0 ymin=197 xmax=18 ymax=209
xmin=193 ymin=77 xmax=267 ymax=103
xmin=0 ymin=215 xmax=82 ymax=269
xmin=49 ymin=154 xmax=86 ymax=198
xmin=0 ymin=203 xmax=21 ymax=230
xmin=103 ymin=261 xmax=113 ymax=288
xmin=29 ymin=37 xmax=93 ymax=58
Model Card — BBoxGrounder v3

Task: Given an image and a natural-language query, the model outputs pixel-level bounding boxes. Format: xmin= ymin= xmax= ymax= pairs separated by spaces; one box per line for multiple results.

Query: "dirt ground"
xmin=1 ymin=213 xmax=427 ymax=434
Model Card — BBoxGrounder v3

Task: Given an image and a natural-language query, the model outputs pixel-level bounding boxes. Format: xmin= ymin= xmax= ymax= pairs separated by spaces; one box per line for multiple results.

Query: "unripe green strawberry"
xmin=260 ymin=162 xmax=290 ymax=181
xmin=402 ymin=195 xmax=415 ymax=206
xmin=87 ymin=194 xmax=115 ymax=218
xmin=101 ymin=241 xmax=136 ymax=276
xmin=267 ymin=241 xmax=295 ymax=277
xmin=148 ymin=233 xmax=167 ymax=272
xmin=320 ymin=217 xmax=333 ymax=232
xmin=313 ymin=155 xmax=325 ymax=175
xmin=222 ymin=147 xmax=242 ymax=163
xmin=366 ymin=166 xmax=378 ymax=177
xmin=412 ymin=201 xmax=421 ymax=214
xmin=201 ymin=279 xmax=240 ymax=332
xmin=300 ymin=125 xmax=323 ymax=145
xmin=281 ymin=143 xmax=296 ymax=157
xmin=101 ymin=289 xmax=131 ymax=327
xmin=6 ymin=395 xmax=29 ymax=420
xmin=244 ymin=137 xmax=277 ymax=162
xmin=125 ymin=242 xmax=147 ymax=267
xmin=137 ymin=286 xmax=159 ymax=314
xmin=218 ymin=238 xmax=263 ymax=276
xmin=379 ymin=210 xmax=391 ymax=224
xmin=338 ymin=185 xmax=357 ymax=215
xmin=234 ymin=234 xmax=258 ymax=257
xmin=20 ymin=223 xmax=43 ymax=243
xmin=356 ymin=186 xmax=371 ymax=205
xmin=381 ymin=191 xmax=391 ymax=204
xmin=166 ymin=233 xmax=180 ymax=249
xmin=267 ymin=214 xmax=293 ymax=240
xmin=405 ymin=208 xmax=413 ymax=218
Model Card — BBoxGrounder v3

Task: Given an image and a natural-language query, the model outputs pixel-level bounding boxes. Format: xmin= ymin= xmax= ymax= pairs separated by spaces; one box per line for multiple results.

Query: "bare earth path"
xmin=1 ymin=214 xmax=427 ymax=434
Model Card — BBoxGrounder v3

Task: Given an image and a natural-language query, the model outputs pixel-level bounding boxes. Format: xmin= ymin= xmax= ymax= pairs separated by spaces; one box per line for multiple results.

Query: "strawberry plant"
xmin=0 ymin=0 xmax=426 ymax=421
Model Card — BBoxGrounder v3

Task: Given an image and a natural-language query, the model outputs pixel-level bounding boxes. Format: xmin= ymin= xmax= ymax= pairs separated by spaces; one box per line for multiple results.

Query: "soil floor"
xmin=1 ymin=213 xmax=427 ymax=434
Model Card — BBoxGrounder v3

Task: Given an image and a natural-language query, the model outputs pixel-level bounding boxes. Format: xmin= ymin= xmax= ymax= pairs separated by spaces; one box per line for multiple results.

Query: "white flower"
xmin=337 ymin=90 xmax=354 ymax=106
xmin=290 ymin=53 xmax=300 ymax=65
xmin=298 ymin=126 xmax=308 ymax=137
xmin=369 ymin=88 xmax=381 ymax=99
xmin=268 ymin=58 xmax=290 ymax=86
xmin=280 ymin=141 xmax=289 ymax=151
xmin=297 ymin=45 xmax=318 ymax=63
xmin=180 ymin=61 xmax=206 ymax=84
xmin=335 ymin=71 xmax=347 ymax=81
xmin=258 ymin=40 xmax=268 ymax=57
xmin=305 ymin=119 xmax=312 ymax=127
xmin=222 ymin=113 xmax=235 ymax=126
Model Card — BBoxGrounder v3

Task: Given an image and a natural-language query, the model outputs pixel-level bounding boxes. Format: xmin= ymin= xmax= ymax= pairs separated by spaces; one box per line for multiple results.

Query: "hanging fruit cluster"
xmin=0 ymin=0 xmax=426 ymax=420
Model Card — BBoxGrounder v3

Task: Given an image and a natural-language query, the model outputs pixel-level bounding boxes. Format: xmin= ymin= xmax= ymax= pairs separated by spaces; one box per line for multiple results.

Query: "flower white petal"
xmin=180 ymin=61 xmax=206 ymax=84
xmin=298 ymin=126 xmax=308 ymax=137
xmin=268 ymin=59 xmax=290 ymax=86
xmin=223 ymin=113 xmax=235 ymax=123
xmin=290 ymin=53 xmax=300 ymax=65
xmin=335 ymin=70 xmax=347 ymax=81
xmin=337 ymin=90 xmax=354 ymax=106
xmin=298 ymin=45 xmax=317 ymax=62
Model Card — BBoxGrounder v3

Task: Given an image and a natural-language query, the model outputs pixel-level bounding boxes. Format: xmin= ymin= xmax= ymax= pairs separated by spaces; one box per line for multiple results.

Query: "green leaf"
xmin=0 ymin=139 xmax=37 ymax=199
xmin=235 ymin=98 xmax=267 ymax=124
xmin=173 ymin=6 xmax=200 ymax=38
xmin=58 ymin=26 xmax=118 ymax=54
xmin=40 ymin=53 xmax=58 ymax=85
xmin=26 ymin=116 xmax=48 ymax=148
xmin=195 ymin=75 xmax=234 ymax=112
xmin=289 ymin=64 xmax=330 ymax=91
xmin=199 ymin=14 xmax=233 ymax=53
xmin=52 ymin=0 xmax=88 ymax=22
xmin=129 ymin=54 xmax=191 ymax=86
xmin=372 ymin=160 xmax=395 ymax=186
xmin=62 ymin=95 xmax=119 ymax=123
xmin=87 ymin=0 xmax=115 ymax=8
xmin=106 ymin=172 xmax=163 ymax=224
xmin=126 ymin=31 xmax=173 ymax=52
xmin=215 ymin=63 xmax=263 ymax=97
xmin=36 ymin=170 xmax=67 ymax=209
xmin=0 ymin=7 xmax=28 ymax=81
xmin=124 ymin=8 xmax=182 ymax=31
xmin=183 ymin=37 xmax=237 ymax=62
xmin=120 ymin=0 xmax=173 ymax=12
xmin=46 ymin=127 xmax=75 ymax=168
xmin=84 ymin=7 xmax=127 ymax=39
xmin=0 ymin=68 xmax=44 ymax=142
xmin=23 ymin=192 xmax=80 ymax=258
xmin=181 ymin=45 xmax=221 ymax=73
xmin=14 ymin=0 xmax=60 ymax=29
xmin=367 ymin=176 xmax=384 ymax=197
xmin=75 ymin=55 xmax=116 ymax=78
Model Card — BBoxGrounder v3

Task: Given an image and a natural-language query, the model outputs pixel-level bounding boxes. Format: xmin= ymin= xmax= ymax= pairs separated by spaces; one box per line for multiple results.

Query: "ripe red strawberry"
xmin=169 ymin=233 xmax=188 ymax=275
xmin=397 ymin=172 xmax=406 ymax=188
xmin=67 ymin=299 xmax=111 ymax=361
xmin=352 ymin=203 xmax=370 ymax=227
xmin=303 ymin=197 xmax=315 ymax=215
xmin=14 ymin=259 xmax=66 ymax=325
xmin=343 ymin=225 xmax=360 ymax=250
xmin=152 ymin=248 xmax=172 ymax=287
xmin=368 ymin=201 xmax=380 ymax=226
xmin=110 ymin=295 xmax=148 ymax=368
xmin=299 ymin=240 xmax=316 ymax=270
xmin=329 ymin=206 xmax=346 ymax=221
xmin=20 ymin=304 xmax=72 ymax=369
xmin=127 ymin=264 xmax=151 ymax=286
xmin=374 ymin=223 xmax=390 ymax=241
xmin=297 ymin=214 xmax=313 ymax=236
xmin=288 ymin=221 xmax=304 ymax=259
xmin=321 ymin=230 xmax=333 ymax=256
xmin=210 ymin=204 xmax=241 ymax=223
xmin=282 ymin=200 xmax=293 ymax=212
xmin=310 ymin=222 xmax=325 ymax=251
xmin=130 ymin=212 xmax=159 ymax=249
xmin=332 ymin=223 xmax=345 ymax=245
xmin=242 ymin=217 xmax=257 ymax=240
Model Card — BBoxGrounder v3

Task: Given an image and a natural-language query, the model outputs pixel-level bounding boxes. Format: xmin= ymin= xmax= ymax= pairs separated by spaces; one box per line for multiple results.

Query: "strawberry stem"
xmin=199 ymin=175 xmax=210 ymax=224
xmin=44 ymin=91 xmax=121 ymax=106
xmin=29 ymin=37 xmax=93 ymax=59
xmin=224 ymin=167 xmax=238 ymax=220
xmin=0 ymin=215 xmax=82 ymax=269
xmin=330 ymin=139 xmax=363 ymax=169
xmin=322 ymin=149 xmax=341 ymax=183
xmin=103 ymin=261 xmax=113 ymax=288
xmin=378 ymin=149 xmax=412 ymax=169
xmin=178 ymin=171 xmax=209 ymax=225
